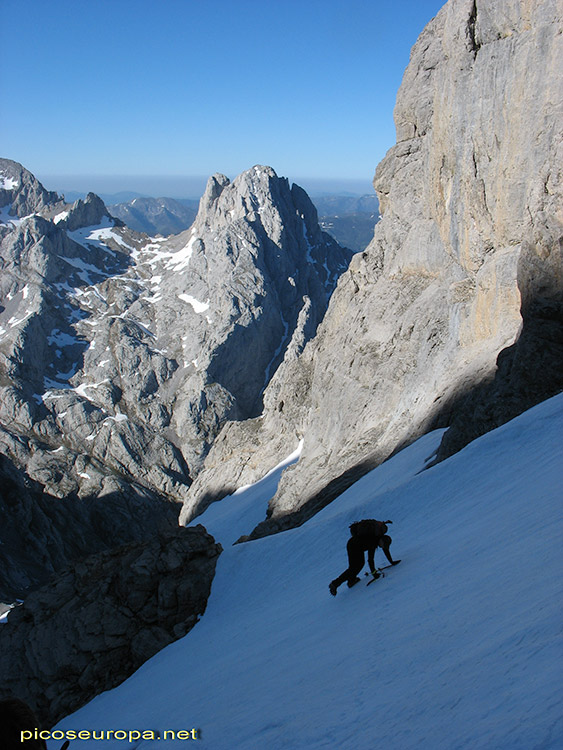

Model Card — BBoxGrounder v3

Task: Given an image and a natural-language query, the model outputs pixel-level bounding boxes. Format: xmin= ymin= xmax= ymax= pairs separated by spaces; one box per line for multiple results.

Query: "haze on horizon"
xmin=1 ymin=0 xmax=445 ymax=198
xmin=36 ymin=172 xmax=379 ymax=200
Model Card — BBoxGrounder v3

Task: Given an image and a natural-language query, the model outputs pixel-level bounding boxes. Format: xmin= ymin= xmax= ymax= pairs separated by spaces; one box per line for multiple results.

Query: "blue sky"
xmin=1 ymin=0 xmax=445 ymax=196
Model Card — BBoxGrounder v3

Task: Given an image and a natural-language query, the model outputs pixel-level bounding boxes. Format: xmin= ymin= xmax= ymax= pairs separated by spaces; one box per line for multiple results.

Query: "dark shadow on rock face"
xmin=206 ymin=300 xmax=284 ymax=418
xmin=189 ymin=485 xmax=238 ymax=525
xmin=432 ymin=290 xmax=563 ymax=463
xmin=0 ymin=455 xmax=180 ymax=601
xmin=204 ymin=185 xmax=353 ymax=420
xmin=0 ymin=525 xmax=222 ymax=728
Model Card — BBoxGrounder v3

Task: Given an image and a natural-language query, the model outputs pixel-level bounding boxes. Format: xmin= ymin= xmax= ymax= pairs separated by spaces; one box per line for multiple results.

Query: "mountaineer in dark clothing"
xmin=329 ymin=519 xmax=400 ymax=596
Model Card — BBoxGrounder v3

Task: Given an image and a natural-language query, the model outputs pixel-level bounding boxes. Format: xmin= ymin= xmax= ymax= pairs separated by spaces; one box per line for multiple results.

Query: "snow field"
xmin=0 ymin=173 xmax=19 ymax=191
xmin=50 ymin=395 xmax=563 ymax=749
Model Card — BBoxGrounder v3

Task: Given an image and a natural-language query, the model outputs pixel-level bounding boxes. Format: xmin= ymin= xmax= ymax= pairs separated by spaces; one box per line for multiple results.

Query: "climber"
xmin=329 ymin=519 xmax=400 ymax=596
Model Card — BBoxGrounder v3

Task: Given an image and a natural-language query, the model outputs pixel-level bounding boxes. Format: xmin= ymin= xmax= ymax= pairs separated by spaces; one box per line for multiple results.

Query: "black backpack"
xmin=349 ymin=519 xmax=389 ymax=539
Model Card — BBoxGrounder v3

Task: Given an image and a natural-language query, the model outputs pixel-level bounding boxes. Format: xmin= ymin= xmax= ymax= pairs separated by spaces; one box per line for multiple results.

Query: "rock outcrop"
xmin=0 ymin=454 xmax=179 ymax=602
xmin=0 ymin=525 xmax=222 ymax=728
xmin=57 ymin=191 xmax=116 ymax=233
xmin=0 ymin=160 xmax=61 ymax=219
xmin=180 ymin=0 xmax=562 ymax=536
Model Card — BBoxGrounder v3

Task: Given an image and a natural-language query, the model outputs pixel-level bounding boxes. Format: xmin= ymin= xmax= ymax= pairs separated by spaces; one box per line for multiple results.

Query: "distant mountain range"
xmin=108 ymin=196 xmax=199 ymax=237
xmin=312 ymin=194 xmax=379 ymax=252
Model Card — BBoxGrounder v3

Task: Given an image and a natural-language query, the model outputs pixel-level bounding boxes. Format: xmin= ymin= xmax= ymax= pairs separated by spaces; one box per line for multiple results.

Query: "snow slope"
xmin=50 ymin=395 xmax=563 ymax=749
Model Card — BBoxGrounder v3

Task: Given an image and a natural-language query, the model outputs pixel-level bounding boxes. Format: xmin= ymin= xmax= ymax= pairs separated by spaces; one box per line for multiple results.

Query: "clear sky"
xmin=1 ymin=0 xmax=445 ymax=197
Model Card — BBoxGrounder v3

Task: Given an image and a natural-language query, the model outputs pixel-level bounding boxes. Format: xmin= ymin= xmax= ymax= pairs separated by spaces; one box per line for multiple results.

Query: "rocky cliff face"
xmin=0 ymin=158 xmax=351 ymax=595
xmin=0 ymin=525 xmax=221 ymax=728
xmin=180 ymin=0 xmax=562 ymax=536
xmin=0 ymin=454 xmax=178 ymax=602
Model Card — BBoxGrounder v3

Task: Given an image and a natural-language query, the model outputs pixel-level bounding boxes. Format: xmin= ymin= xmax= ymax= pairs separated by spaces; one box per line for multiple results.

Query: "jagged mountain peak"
xmin=0 ymin=159 xmax=120 ymax=238
xmin=198 ymin=165 xmax=292 ymax=223
xmin=0 ymin=157 xmax=62 ymax=220
xmin=192 ymin=165 xmax=345 ymax=278
xmin=197 ymin=165 xmax=312 ymax=220
xmin=56 ymin=191 xmax=120 ymax=232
